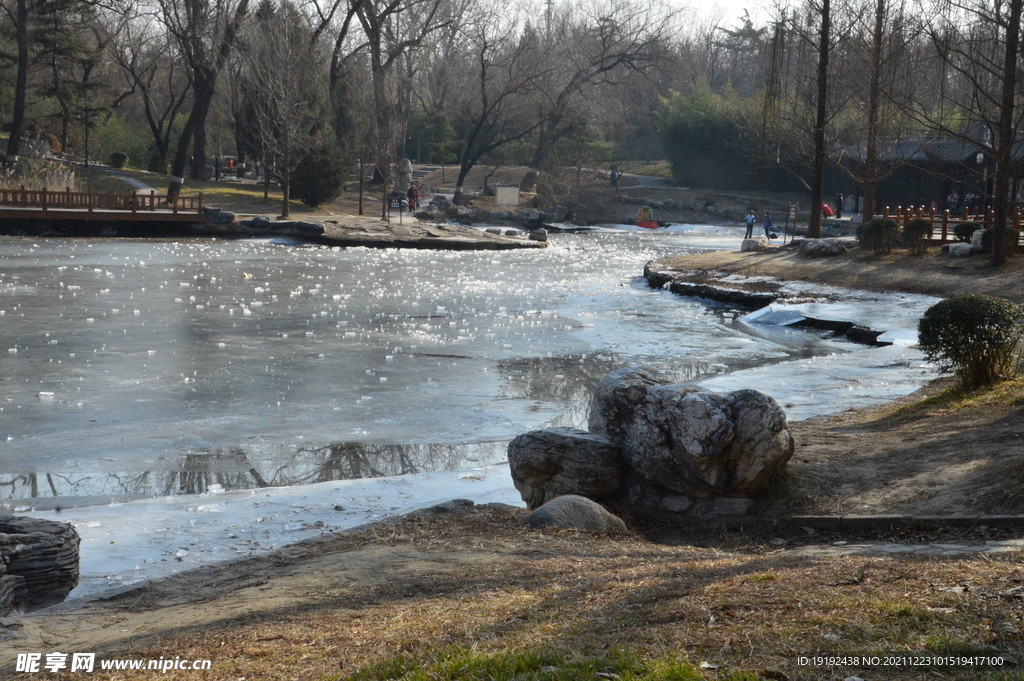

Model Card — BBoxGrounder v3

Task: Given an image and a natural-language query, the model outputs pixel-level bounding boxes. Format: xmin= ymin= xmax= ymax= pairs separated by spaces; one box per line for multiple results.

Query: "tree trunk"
xmin=192 ymin=118 xmax=208 ymax=181
xmin=453 ymin=164 xmax=472 ymax=205
xmin=168 ymin=81 xmax=212 ymax=198
xmin=530 ymin=121 xmax=556 ymax=170
xmin=862 ymin=180 xmax=877 ymax=223
xmin=280 ymin=128 xmax=290 ymax=218
xmin=861 ymin=0 xmax=885 ymax=223
xmin=371 ymin=55 xmax=395 ymax=192
xmin=6 ymin=0 xmax=29 ymax=161
xmin=808 ymin=0 xmax=831 ymax=239
xmin=990 ymin=0 xmax=1022 ymax=267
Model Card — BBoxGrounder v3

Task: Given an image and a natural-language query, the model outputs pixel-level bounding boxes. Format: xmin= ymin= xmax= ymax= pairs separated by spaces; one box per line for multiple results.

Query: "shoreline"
xmin=643 ymin=240 xmax=1024 ymax=303
xmin=0 ymin=216 xmax=548 ymax=251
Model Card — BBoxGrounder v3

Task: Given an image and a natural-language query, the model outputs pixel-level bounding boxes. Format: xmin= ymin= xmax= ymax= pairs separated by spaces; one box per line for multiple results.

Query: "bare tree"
xmin=241 ymin=0 xmax=329 ymax=217
xmin=106 ymin=1 xmax=191 ymax=165
xmin=807 ymin=0 xmax=832 ymax=238
xmin=157 ymin=0 xmax=251 ymax=198
xmin=523 ymin=0 xmax=673 ymax=179
xmin=445 ymin=7 xmax=546 ymax=203
xmin=353 ymin=0 xmax=451 ymax=193
xmin=828 ymin=0 xmax=920 ymax=220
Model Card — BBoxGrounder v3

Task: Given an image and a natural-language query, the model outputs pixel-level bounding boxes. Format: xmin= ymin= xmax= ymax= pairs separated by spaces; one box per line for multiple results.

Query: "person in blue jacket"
xmin=744 ymin=211 xmax=756 ymax=238
xmin=763 ymin=212 xmax=773 ymax=238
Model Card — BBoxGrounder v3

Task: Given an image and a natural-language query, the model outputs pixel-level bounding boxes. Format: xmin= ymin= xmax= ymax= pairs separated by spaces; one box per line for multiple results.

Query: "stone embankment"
xmin=194 ymin=209 xmax=547 ymax=251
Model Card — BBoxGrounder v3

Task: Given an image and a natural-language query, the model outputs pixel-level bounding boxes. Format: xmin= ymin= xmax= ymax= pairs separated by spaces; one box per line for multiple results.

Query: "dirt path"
xmin=776 ymin=380 xmax=1024 ymax=516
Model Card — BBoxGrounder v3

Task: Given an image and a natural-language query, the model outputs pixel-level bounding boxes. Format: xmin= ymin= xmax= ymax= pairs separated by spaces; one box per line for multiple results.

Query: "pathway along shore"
xmin=645 ymin=240 xmax=1024 ymax=303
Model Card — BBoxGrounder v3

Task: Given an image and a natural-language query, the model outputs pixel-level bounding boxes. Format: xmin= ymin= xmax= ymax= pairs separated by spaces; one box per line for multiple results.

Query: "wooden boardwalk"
xmin=0 ymin=187 xmax=204 ymax=223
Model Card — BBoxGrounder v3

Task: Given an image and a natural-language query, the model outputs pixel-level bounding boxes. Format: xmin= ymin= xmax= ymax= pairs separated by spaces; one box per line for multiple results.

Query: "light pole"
xmin=74 ymin=107 xmax=99 ymax=167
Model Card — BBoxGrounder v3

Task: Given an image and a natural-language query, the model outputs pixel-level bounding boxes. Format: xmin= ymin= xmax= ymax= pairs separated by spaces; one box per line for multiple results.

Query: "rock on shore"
xmin=509 ymin=368 xmax=795 ymax=520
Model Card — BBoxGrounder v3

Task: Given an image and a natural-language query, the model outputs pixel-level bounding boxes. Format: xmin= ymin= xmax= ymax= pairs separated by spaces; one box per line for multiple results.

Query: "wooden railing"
xmin=881 ymin=204 xmax=1023 ymax=244
xmin=0 ymin=186 xmax=203 ymax=214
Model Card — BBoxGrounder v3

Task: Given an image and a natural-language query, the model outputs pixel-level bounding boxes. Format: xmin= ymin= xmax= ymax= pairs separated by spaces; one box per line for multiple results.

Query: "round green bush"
xmin=918 ymin=294 xmax=1024 ymax=388
xmin=901 ymin=218 xmax=932 ymax=255
xmin=953 ymin=221 xmax=981 ymax=242
xmin=290 ymin=146 xmax=347 ymax=207
xmin=857 ymin=218 xmax=900 ymax=254
xmin=979 ymin=227 xmax=1021 ymax=255
xmin=108 ymin=152 xmax=129 ymax=169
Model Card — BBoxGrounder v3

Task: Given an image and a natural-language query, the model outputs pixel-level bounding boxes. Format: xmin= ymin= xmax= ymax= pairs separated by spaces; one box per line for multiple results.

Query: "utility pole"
xmin=74 ymin=106 xmax=99 ymax=167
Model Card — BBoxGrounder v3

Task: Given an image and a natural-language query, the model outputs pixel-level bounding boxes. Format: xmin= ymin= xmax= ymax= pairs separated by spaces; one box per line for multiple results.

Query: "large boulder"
xmin=587 ymin=367 xmax=667 ymax=445
xmin=588 ymin=368 xmax=793 ymax=499
xmin=725 ymin=389 xmax=795 ymax=494
xmin=0 ymin=516 xmax=80 ymax=615
xmin=508 ymin=427 xmax=622 ymax=510
xmin=800 ymin=238 xmax=847 ymax=257
xmin=741 ymin=236 xmax=769 ymax=252
xmin=947 ymin=242 xmax=979 ymax=257
xmin=521 ymin=495 xmax=627 ymax=533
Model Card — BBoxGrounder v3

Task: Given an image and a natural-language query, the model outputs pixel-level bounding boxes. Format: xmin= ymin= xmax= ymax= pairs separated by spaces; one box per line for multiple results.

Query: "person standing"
xmin=947 ymin=190 xmax=959 ymax=213
xmin=763 ymin=212 xmax=773 ymax=238
xmin=407 ymin=183 xmax=420 ymax=210
xmin=744 ymin=210 xmax=756 ymax=239
xmin=835 ymin=192 xmax=844 ymax=219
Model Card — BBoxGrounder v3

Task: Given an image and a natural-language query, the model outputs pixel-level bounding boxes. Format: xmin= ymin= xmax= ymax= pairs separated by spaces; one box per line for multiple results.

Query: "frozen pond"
xmin=1 ymin=227 xmax=937 ymax=506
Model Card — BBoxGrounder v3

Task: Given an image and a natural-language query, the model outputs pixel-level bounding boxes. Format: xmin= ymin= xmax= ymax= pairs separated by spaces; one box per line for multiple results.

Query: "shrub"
xmin=979 ymin=227 xmax=1021 ymax=255
xmin=918 ymin=294 xmax=1024 ymax=388
xmin=857 ymin=218 xmax=899 ymax=254
xmin=953 ymin=221 xmax=981 ymax=242
xmin=147 ymin=155 xmax=170 ymax=174
xmin=108 ymin=151 xmax=129 ymax=169
xmin=290 ymin=146 xmax=347 ymax=207
xmin=902 ymin=218 xmax=933 ymax=255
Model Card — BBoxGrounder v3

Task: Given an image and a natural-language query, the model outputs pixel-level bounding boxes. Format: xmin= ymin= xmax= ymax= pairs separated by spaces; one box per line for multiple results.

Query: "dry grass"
xmin=880 ymin=377 xmax=1024 ymax=425
xmin=109 ymin=167 xmax=386 ymax=217
xmin=618 ymin=161 xmax=674 ymax=179
xmin=0 ymin=158 xmax=79 ymax=192
xmin=46 ymin=507 xmax=1024 ymax=681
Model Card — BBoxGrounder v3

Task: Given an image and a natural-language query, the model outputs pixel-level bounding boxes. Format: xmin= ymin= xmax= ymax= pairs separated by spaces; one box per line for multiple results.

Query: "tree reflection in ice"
xmin=0 ymin=440 xmax=509 ymax=506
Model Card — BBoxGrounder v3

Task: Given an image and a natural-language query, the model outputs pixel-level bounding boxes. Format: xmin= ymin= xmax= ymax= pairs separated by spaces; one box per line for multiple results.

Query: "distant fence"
xmin=0 ymin=186 xmax=203 ymax=214
xmin=881 ymin=204 xmax=1023 ymax=246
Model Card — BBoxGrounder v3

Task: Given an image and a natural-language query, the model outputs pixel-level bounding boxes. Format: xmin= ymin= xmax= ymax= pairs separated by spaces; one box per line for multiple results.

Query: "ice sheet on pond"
xmin=1 ymin=228 xmax=836 ymax=499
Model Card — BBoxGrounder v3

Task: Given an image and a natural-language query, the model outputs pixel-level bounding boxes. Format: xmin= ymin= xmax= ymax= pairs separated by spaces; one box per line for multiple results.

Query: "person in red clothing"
xmin=407 ymin=184 xmax=420 ymax=210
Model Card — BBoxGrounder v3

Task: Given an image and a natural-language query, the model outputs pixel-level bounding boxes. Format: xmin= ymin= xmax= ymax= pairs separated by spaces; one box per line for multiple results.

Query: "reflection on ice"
xmin=1 ymin=441 xmax=511 ymax=509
